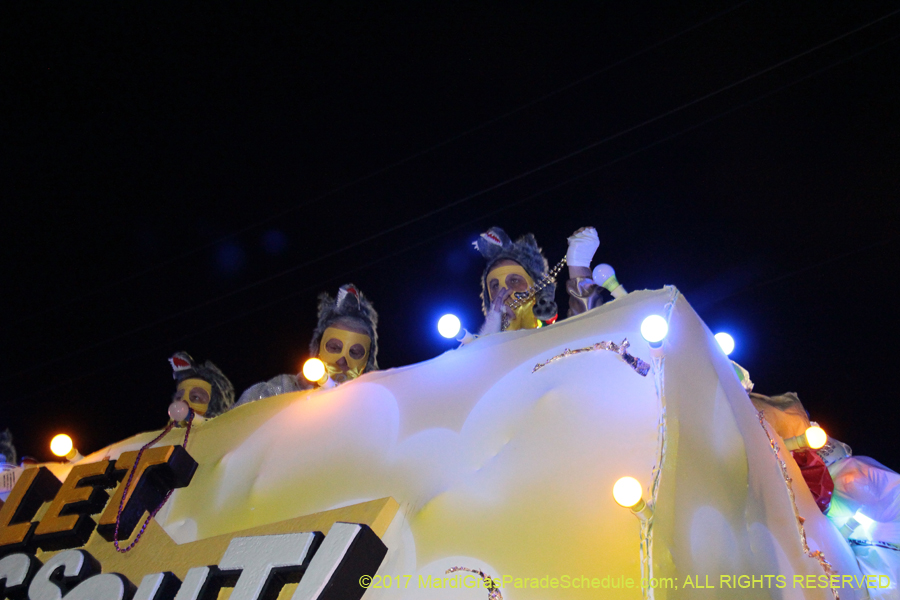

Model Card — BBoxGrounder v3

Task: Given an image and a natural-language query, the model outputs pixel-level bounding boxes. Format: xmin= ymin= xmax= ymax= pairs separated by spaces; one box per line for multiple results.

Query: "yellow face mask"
xmin=318 ymin=327 xmax=371 ymax=382
xmin=175 ymin=378 xmax=212 ymax=417
xmin=486 ymin=265 xmax=539 ymax=331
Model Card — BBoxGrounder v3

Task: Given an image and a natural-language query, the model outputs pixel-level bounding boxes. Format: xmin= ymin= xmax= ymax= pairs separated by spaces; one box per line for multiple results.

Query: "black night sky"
xmin=2 ymin=2 xmax=899 ymax=467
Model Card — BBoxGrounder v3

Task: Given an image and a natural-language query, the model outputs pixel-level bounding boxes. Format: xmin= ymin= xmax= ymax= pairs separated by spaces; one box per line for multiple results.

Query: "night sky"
xmin=3 ymin=2 xmax=899 ymax=467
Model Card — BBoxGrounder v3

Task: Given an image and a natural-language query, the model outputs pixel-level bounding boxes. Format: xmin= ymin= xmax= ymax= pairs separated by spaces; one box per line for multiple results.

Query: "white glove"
xmin=479 ymin=311 xmax=503 ymax=336
xmin=566 ymin=227 xmax=599 ymax=268
xmin=480 ymin=288 xmax=514 ymax=336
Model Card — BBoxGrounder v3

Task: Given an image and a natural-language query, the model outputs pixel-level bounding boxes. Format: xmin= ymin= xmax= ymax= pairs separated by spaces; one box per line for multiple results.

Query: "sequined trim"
xmin=532 ymin=338 xmax=650 ymax=376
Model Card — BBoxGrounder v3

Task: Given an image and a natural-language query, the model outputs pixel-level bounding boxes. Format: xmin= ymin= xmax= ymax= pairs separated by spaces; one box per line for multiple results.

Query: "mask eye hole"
xmin=507 ymin=274 xmax=527 ymax=290
xmin=325 ymin=338 xmax=343 ymax=354
xmin=349 ymin=344 xmax=366 ymax=360
xmin=189 ymin=388 xmax=209 ymax=404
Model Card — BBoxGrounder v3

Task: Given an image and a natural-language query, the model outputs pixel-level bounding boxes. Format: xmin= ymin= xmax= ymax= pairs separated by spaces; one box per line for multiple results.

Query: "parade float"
xmin=0 ymin=286 xmax=891 ymax=600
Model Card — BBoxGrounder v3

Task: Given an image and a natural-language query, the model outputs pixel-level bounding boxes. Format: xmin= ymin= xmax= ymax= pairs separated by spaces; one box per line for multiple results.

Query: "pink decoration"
xmin=168 ymin=400 xmax=189 ymax=422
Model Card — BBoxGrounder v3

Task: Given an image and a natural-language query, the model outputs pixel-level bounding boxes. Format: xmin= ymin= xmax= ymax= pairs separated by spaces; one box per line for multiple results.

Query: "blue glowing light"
xmin=640 ymin=315 xmax=668 ymax=344
xmin=438 ymin=314 xmax=461 ymax=338
xmin=714 ymin=332 xmax=735 ymax=355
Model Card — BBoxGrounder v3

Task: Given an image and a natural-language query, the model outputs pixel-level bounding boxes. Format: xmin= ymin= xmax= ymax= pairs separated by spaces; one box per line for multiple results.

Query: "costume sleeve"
xmin=566 ymin=277 xmax=604 ymax=317
xmin=234 ymin=374 xmax=307 ymax=408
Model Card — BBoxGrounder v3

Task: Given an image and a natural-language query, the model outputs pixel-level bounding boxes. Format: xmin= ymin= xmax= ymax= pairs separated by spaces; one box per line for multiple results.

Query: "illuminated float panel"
xmin=0 ymin=288 xmax=867 ymax=599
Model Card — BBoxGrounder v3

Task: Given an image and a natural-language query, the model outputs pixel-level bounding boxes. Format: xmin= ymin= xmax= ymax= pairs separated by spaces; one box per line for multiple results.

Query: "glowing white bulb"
xmin=302 ymin=358 xmax=326 ymax=382
xmin=854 ymin=510 xmax=874 ymax=528
xmin=592 ymin=264 xmax=627 ymax=298
xmin=640 ymin=315 xmax=668 ymax=344
xmin=714 ymin=332 xmax=735 ymax=355
xmin=50 ymin=434 xmax=73 ymax=458
xmin=805 ymin=426 xmax=827 ymax=449
xmin=613 ymin=476 xmax=643 ymax=508
xmin=437 ymin=314 xmax=461 ymax=338
xmin=593 ymin=263 xmax=615 ymax=284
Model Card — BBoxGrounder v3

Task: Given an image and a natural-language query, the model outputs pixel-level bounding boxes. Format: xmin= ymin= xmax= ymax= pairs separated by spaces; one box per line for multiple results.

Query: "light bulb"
xmin=302 ymin=358 xmax=326 ymax=382
xmin=640 ymin=315 xmax=668 ymax=346
xmin=437 ymin=314 xmax=461 ymax=338
xmin=783 ymin=425 xmax=828 ymax=452
xmin=805 ymin=425 xmax=827 ymax=449
xmin=592 ymin=264 xmax=627 ymax=298
xmin=854 ymin=510 xmax=874 ymax=528
xmin=50 ymin=434 xmax=73 ymax=458
xmin=714 ymin=333 xmax=735 ymax=355
xmin=613 ymin=476 xmax=644 ymax=508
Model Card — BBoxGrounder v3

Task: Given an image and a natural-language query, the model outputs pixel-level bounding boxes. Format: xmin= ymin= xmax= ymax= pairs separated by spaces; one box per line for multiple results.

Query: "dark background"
xmin=2 ymin=2 xmax=898 ymax=466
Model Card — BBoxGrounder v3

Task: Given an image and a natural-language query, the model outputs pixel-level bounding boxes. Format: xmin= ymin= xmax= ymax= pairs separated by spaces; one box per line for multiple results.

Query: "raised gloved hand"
xmin=566 ymin=227 xmax=599 ymax=268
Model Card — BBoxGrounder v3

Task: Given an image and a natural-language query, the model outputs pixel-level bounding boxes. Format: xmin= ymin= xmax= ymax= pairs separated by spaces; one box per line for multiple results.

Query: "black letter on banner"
xmin=133 ymin=572 xmax=182 ymax=600
xmin=290 ymin=523 xmax=387 ymax=600
xmin=63 ymin=574 xmax=136 ymax=600
xmin=0 ymin=553 xmax=42 ymax=600
xmin=134 ymin=567 xmax=235 ymax=600
xmin=96 ymin=446 xmax=197 ymax=542
xmin=33 ymin=461 xmax=116 ymax=552
xmin=28 ymin=549 xmax=100 ymax=600
xmin=0 ymin=468 xmax=62 ymax=556
xmin=219 ymin=533 xmax=323 ymax=600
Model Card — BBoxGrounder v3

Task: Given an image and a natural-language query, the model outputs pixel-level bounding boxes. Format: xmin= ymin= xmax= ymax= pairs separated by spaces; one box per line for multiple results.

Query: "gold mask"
xmin=486 ymin=265 xmax=539 ymax=331
xmin=318 ymin=327 xmax=371 ymax=382
xmin=175 ymin=378 xmax=212 ymax=417
xmin=506 ymin=297 xmax=540 ymax=331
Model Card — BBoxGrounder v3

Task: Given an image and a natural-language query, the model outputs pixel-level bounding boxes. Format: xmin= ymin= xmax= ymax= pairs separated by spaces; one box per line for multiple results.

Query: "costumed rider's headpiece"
xmin=310 ymin=284 xmax=379 ymax=375
xmin=168 ymin=352 xmax=235 ymax=418
xmin=0 ymin=429 xmax=16 ymax=465
xmin=474 ymin=227 xmax=558 ymax=323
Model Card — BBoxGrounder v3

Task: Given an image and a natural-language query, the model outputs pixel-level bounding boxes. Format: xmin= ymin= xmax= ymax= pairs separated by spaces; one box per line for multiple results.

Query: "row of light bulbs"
xmin=48 ymin=307 xmax=833 ymax=532
xmin=434 ymin=265 xmax=738 ymax=361
xmin=613 ymin=427 xmax=828 ymax=518
xmin=620 ymin=311 xmax=825 ymax=520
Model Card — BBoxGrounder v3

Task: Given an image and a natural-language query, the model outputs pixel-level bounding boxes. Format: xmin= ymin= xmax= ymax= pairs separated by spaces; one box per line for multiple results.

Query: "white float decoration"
xmin=0 ymin=287 xmax=882 ymax=599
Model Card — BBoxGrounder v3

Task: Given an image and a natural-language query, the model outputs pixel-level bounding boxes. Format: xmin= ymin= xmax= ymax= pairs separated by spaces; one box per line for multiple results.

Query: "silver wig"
xmin=474 ymin=227 xmax=558 ymax=321
xmin=169 ymin=351 xmax=235 ymax=418
xmin=0 ymin=429 xmax=16 ymax=464
xmin=309 ymin=284 xmax=379 ymax=373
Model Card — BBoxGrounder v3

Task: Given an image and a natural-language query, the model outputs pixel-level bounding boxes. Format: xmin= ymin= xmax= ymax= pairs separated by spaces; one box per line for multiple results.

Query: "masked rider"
xmin=474 ymin=226 xmax=602 ymax=335
xmin=309 ymin=284 xmax=378 ymax=383
xmin=235 ymin=283 xmax=379 ymax=406
xmin=168 ymin=352 xmax=235 ymax=422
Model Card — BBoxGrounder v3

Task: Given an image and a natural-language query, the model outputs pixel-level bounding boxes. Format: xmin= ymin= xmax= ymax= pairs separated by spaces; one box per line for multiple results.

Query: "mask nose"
xmin=336 ymin=356 xmax=349 ymax=370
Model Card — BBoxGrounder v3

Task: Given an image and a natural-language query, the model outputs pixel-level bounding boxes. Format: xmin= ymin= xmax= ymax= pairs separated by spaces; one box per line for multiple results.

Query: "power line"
xmin=7 ymin=26 xmax=900 ymax=407
xmin=3 ymin=9 xmax=898 ymax=386
xmin=5 ymin=1 xmax=755 ymax=328
xmin=714 ymin=235 xmax=900 ymax=307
